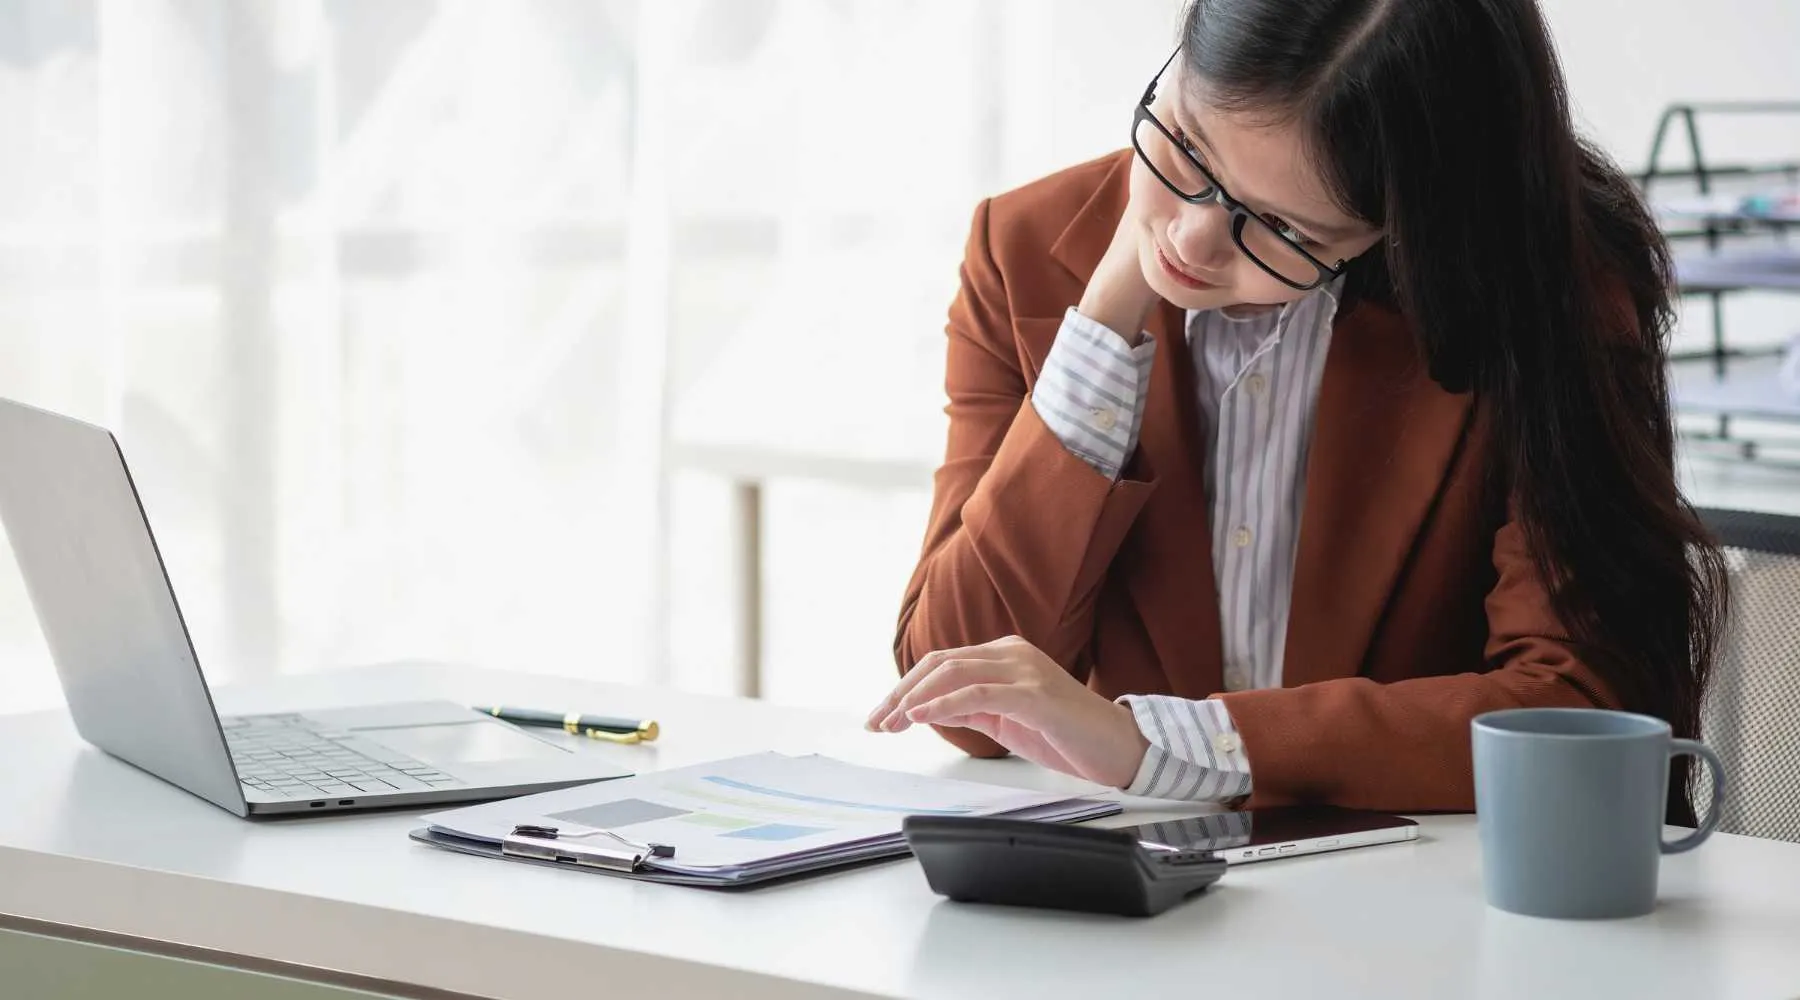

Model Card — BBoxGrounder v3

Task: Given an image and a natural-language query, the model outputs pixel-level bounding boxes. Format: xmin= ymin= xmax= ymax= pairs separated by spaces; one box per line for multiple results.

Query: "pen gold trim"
xmin=568 ymin=718 xmax=659 ymax=743
xmin=579 ymin=726 xmax=649 ymax=744
xmin=481 ymin=706 xmax=659 ymax=743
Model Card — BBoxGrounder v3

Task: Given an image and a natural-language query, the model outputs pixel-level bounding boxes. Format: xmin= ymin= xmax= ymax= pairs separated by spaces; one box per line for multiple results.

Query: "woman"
xmin=866 ymin=0 xmax=1727 ymax=819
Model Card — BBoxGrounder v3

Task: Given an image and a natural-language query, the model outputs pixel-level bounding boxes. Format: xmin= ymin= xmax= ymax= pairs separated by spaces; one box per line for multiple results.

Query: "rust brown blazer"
xmin=893 ymin=150 xmax=1616 ymax=812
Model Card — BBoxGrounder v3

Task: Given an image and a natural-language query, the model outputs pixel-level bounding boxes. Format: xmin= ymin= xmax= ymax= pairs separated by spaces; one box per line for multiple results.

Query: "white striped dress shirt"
xmin=1030 ymin=279 xmax=1342 ymax=801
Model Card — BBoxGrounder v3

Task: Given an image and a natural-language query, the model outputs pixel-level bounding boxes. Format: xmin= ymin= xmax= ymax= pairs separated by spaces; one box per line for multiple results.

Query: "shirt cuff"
xmin=1029 ymin=307 xmax=1157 ymax=479
xmin=1115 ymin=694 xmax=1253 ymax=802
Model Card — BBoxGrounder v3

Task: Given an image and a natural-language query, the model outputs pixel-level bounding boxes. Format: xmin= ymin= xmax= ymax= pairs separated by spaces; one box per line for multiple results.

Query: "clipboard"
xmin=407 ymin=825 xmax=915 ymax=888
xmin=406 ymin=752 xmax=1123 ymax=888
xmin=499 ymin=823 xmax=675 ymax=871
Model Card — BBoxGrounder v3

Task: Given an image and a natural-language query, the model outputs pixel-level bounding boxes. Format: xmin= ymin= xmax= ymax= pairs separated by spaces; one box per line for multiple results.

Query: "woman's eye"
xmin=1171 ymin=127 xmax=1203 ymax=160
xmin=1265 ymin=215 xmax=1317 ymax=247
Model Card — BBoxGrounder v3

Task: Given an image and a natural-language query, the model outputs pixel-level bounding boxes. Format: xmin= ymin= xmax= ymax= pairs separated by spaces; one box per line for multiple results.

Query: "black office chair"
xmin=1693 ymin=508 xmax=1800 ymax=844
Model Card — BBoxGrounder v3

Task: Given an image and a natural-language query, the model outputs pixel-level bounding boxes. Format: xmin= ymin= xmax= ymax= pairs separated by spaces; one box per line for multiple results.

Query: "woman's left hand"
xmin=864 ymin=635 xmax=1150 ymax=789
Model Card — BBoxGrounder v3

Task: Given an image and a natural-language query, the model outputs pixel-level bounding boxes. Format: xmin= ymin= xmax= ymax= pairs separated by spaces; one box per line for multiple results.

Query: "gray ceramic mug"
xmin=1472 ymin=708 xmax=1726 ymax=919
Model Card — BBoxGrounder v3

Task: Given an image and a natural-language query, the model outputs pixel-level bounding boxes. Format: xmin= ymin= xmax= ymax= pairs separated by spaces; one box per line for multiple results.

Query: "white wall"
xmin=1543 ymin=0 xmax=1800 ymax=172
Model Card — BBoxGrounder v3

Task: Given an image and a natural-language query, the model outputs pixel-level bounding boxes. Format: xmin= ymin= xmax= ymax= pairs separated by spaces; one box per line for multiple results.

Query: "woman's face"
xmin=1127 ymin=71 xmax=1384 ymax=312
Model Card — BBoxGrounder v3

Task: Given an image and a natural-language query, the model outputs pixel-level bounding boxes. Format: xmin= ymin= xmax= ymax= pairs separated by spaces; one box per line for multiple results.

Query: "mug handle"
xmin=1662 ymin=739 xmax=1727 ymax=854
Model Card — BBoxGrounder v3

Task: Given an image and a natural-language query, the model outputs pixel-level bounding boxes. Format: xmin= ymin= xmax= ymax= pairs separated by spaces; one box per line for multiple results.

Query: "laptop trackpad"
xmin=354 ymin=719 xmax=569 ymax=764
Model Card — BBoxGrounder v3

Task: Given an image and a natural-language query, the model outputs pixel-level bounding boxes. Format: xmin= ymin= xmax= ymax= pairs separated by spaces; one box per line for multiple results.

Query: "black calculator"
xmin=902 ymin=815 xmax=1228 ymax=917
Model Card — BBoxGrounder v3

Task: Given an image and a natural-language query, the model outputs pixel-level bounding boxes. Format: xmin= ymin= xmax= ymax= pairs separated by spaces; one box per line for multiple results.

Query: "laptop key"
xmin=330 ymin=738 xmax=420 ymax=766
xmin=223 ymin=724 xmax=449 ymax=796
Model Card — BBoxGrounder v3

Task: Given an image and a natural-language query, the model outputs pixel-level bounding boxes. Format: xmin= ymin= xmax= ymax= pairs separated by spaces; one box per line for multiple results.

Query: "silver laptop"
xmin=0 ymin=396 xmax=630 ymax=816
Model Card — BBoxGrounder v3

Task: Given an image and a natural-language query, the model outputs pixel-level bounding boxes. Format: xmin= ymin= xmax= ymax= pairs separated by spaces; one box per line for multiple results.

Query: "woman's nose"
xmin=1165 ymin=201 xmax=1237 ymax=272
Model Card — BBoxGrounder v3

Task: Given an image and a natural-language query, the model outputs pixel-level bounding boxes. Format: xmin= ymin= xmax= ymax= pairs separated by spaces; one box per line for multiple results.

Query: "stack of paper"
xmin=409 ymin=752 xmax=1119 ymax=887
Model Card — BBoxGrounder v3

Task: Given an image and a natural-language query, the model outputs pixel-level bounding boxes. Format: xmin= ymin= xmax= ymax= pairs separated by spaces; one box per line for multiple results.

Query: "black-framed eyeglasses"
xmin=1132 ymin=48 xmax=1347 ymax=291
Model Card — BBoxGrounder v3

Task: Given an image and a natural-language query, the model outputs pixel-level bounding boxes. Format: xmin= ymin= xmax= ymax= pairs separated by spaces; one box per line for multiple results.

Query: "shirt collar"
xmin=1196 ymin=272 xmax=1345 ymax=326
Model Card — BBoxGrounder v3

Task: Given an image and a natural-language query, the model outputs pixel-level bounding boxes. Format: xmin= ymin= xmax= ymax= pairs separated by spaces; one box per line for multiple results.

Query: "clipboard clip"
xmin=501 ymin=823 xmax=676 ymax=872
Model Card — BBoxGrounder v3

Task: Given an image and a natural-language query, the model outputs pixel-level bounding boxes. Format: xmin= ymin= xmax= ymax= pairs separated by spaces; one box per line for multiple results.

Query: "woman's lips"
xmin=1156 ymin=246 xmax=1216 ymax=290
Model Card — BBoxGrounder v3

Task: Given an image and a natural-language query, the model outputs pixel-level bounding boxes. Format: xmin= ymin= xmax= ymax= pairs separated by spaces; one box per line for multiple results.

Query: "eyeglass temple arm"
xmin=1141 ymin=47 xmax=1181 ymax=106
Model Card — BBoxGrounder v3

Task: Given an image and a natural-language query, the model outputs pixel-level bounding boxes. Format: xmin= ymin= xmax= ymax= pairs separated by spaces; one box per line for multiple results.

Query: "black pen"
xmin=476 ymin=705 xmax=660 ymax=744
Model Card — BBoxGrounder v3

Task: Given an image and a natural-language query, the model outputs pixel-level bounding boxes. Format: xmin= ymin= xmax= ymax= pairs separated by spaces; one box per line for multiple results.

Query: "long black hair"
xmin=1179 ymin=0 xmax=1727 ymax=821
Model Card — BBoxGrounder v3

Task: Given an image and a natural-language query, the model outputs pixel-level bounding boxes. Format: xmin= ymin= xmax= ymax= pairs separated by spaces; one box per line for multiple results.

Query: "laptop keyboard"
xmin=223 ymin=713 xmax=462 ymax=799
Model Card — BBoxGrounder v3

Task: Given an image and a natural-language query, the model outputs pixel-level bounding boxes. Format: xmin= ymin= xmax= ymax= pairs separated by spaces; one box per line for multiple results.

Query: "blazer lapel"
xmin=1282 ymin=301 xmax=1476 ymax=689
xmin=1044 ymin=150 xmax=1223 ymax=698
xmin=1120 ymin=298 xmax=1225 ymax=699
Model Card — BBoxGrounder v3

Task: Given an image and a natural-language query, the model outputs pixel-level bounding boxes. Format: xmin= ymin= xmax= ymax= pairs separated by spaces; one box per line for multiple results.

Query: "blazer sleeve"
xmin=893 ymin=200 xmax=1158 ymax=757
xmin=1214 ymin=510 xmax=1617 ymax=812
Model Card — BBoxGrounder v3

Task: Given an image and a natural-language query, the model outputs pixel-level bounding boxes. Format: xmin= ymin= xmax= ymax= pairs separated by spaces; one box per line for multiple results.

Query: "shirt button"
xmin=1226 ymin=666 xmax=1249 ymax=690
xmin=1232 ymin=525 xmax=1253 ymax=548
xmin=1246 ymin=372 xmax=1268 ymax=396
xmin=1094 ymin=407 xmax=1119 ymax=431
xmin=1213 ymin=732 xmax=1243 ymax=755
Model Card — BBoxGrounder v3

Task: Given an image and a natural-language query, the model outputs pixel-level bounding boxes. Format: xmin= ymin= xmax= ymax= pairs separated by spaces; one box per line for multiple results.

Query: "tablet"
xmin=1120 ymin=805 xmax=1418 ymax=864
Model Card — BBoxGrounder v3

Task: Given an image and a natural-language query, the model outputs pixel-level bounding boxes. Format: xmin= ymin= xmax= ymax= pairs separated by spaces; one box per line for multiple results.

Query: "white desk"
xmin=3 ymin=663 xmax=1799 ymax=1000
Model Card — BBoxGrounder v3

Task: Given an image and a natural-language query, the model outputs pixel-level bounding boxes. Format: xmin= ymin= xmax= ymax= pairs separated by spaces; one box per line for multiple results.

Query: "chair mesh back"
xmin=1694 ymin=510 xmax=1800 ymax=844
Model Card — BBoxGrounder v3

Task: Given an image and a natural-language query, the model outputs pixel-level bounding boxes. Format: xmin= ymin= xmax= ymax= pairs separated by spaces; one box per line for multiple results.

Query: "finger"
xmin=882 ymin=659 xmax=1014 ymax=731
xmin=864 ymin=642 xmax=1005 ymax=729
xmin=930 ymin=712 xmax=1003 ymax=741
xmin=904 ymin=684 xmax=1027 ymax=729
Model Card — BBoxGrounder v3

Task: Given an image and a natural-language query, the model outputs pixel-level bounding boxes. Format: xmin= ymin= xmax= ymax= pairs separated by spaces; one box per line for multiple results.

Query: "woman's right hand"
xmin=1076 ymin=213 xmax=1162 ymax=345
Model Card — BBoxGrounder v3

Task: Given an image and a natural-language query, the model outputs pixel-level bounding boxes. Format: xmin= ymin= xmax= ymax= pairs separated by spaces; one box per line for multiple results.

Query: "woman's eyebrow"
xmin=1174 ymin=111 xmax=1363 ymax=240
